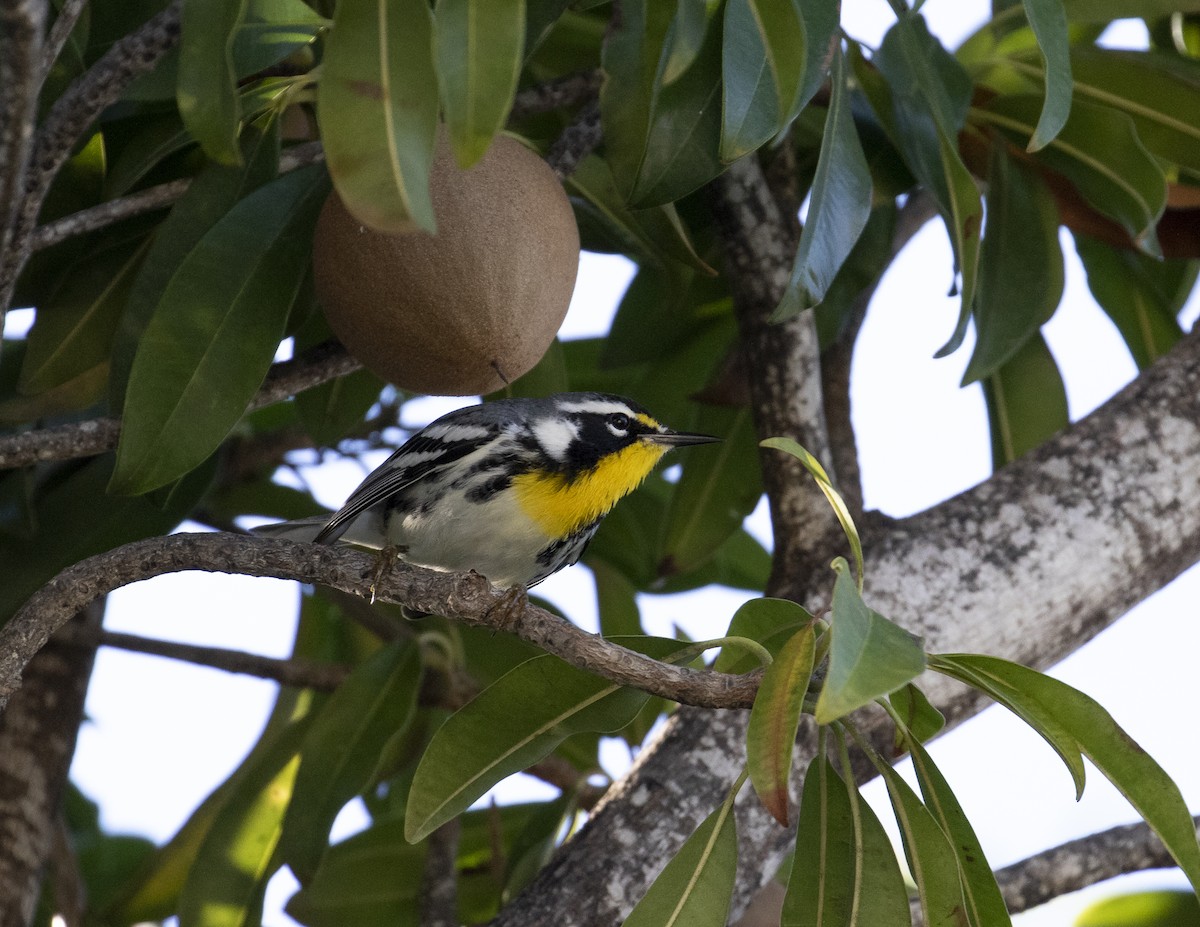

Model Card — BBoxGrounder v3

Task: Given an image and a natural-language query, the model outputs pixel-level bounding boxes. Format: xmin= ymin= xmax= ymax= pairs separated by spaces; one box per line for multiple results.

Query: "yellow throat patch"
xmin=512 ymin=439 xmax=669 ymax=538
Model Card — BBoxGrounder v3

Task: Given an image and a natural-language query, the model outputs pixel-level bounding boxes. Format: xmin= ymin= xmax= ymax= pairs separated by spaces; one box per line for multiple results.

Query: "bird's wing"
xmin=314 ymin=420 xmax=503 ymax=544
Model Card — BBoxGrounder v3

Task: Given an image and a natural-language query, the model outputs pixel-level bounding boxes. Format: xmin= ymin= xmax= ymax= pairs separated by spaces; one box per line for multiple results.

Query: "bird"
xmin=257 ymin=392 xmax=720 ymax=588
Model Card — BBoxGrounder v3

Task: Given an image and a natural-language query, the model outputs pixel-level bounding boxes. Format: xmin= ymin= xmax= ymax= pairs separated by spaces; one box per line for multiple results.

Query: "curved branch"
xmin=997 ymin=816 xmax=1200 ymax=916
xmin=40 ymin=0 xmax=88 ymax=78
xmin=0 ymin=533 xmax=762 ymax=714
xmin=0 ymin=0 xmax=46 ymax=262
xmin=0 ymin=340 xmax=359 ymax=471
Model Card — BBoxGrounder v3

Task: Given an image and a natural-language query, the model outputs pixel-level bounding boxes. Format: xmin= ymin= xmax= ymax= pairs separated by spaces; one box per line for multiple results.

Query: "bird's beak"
xmin=644 ymin=430 xmax=722 ymax=448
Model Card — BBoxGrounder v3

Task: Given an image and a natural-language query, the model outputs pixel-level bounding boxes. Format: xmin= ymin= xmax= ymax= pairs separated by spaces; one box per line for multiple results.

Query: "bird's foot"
xmin=368 ymin=545 xmax=404 ymax=604
xmin=484 ymin=584 xmax=529 ymax=634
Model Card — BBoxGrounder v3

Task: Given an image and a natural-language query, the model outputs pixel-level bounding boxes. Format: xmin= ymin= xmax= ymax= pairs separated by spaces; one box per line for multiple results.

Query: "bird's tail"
xmin=251 ymin=515 xmax=329 ymax=543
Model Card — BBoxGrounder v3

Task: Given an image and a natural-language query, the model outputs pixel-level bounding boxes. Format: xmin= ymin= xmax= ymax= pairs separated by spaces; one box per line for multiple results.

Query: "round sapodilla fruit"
xmin=313 ymin=132 xmax=580 ymax=396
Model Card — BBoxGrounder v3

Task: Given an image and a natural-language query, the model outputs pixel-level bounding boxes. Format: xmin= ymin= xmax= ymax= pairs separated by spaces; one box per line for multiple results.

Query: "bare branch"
xmin=421 ymin=818 xmax=462 ymax=927
xmin=0 ymin=0 xmax=46 ymax=260
xmin=548 ymin=99 xmax=602 ymax=181
xmin=0 ymin=341 xmax=359 ymax=471
xmin=997 ymin=816 xmax=1200 ymax=915
xmin=0 ymin=533 xmax=763 ymax=715
xmin=509 ymin=70 xmax=601 ymax=122
xmin=53 ymin=623 xmax=351 ymax=691
xmin=30 ymin=179 xmax=190 ymax=252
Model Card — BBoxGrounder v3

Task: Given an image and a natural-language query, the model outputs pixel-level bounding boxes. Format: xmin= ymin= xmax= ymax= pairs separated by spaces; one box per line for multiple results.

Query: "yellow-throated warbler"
xmin=259 ymin=392 xmax=719 ymax=587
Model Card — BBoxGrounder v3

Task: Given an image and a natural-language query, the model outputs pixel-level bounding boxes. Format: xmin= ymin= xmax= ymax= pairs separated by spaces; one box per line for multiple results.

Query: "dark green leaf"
xmin=982 ymin=333 xmax=1068 ymax=466
xmin=888 ymin=684 xmax=945 ymax=745
xmin=504 ymin=795 xmax=575 ymax=898
xmin=656 ymin=523 xmax=771 ymax=594
xmin=318 ymin=0 xmax=439 ymax=231
xmin=436 ymin=0 xmax=524 ymax=168
xmin=932 ymin=653 xmax=1200 ymax=895
xmin=178 ymin=0 xmax=249 ymax=165
xmin=814 ymin=562 xmax=925 ymax=724
xmin=791 ymin=0 xmax=839 ymax=118
xmin=782 ymin=757 xmax=854 ymax=927
xmin=280 ymin=642 xmax=422 ymax=885
xmin=908 ymin=738 xmax=1012 ymax=927
xmin=1074 ymin=235 xmax=1186 ymax=369
xmin=721 ymin=0 xmax=805 ymax=160
xmin=1075 ymin=890 xmax=1200 ymax=927
xmin=104 ymin=116 xmax=195 ymax=198
xmin=178 ymin=719 xmax=310 ymax=927
xmin=406 ymin=637 xmax=685 ymax=842
xmin=112 ymin=165 xmax=329 ymax=494
xmin=599 ymin=263 xmax=724 ymax=368
xmin=775 ymin=44 xmax=872 ymax=319
xmin=962 ymin=142 xmax=1063 ymax=384
xmin=20 ymin=235 xmax=149 ymax=394
xmin=111 ymin=123 xmax=280 ymax=411
xmin=874 ymin=15 xmax=982 ymax=356
xmin=982 ymin=95 xmax=1166 ymax=254
xmin=714 ymin=597 xmax=813 ymax=674
xmin=747 ymin=626 xmax=815 ymax=826
xmin=286 ymin=818 xmax=424 ymax=927
xmin=662 ymin=0 xmax=710 ymax=84
xmin=874 ymin=757 xmax=969 ymax=927
xmin=1061 ymin=0 xmax=1200 ymax=22
xmin=295 ymin=367 xmax=385 ymax=447
xmin=659 ymin=403 xmax=762 ymax=576
xmin=592 ymin=556 xmax=644 ymax=637
xmin=1022 ymin=0 xmax=1072 ymax=150
xmin=622 ymin=785 xmax=739 ymax=927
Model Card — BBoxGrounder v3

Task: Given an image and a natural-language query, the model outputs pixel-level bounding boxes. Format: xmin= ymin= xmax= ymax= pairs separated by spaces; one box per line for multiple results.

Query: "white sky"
xmin=51 ymin=2 xmax=1200 ymax=926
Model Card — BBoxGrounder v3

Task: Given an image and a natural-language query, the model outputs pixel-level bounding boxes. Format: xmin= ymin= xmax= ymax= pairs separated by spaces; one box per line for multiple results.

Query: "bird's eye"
xmin=607 ymin=412 xmax=632 ymax=433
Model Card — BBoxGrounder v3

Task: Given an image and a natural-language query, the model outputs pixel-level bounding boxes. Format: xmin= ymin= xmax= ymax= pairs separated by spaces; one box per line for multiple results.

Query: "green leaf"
xmin=286 ymin=818 xmax=424 ymax=927
xmin=318 ymin=0 xmax=439 ymax=232
xmin=775 ymin=44 xmax=872 ymax=320
xmin=932 ymin=653 xmax=1200 ymax=896
xmin=1061 ymin=0 xmax=1200 ymax=22
xmin=791 ymin=0 xmax=839 ymax=118
xmin=662 ymin=0 xmax=710 ymax=85
xmin=1075 ymin=890 xmax=1200 ymax=927
xmin=714 ymin=597 xmax=814 ymax=674
xmin=873 ymin=15 xmax=982 ymax=356
xmin=406 ymin=637 xmax=685 ymax=842
xmin=178 ymin=0 xmax=249 ymax=165
xmin=888 ymin=684 xmax=945 ymax=745
xmin=659 ymin=403 xmax=762 ymax=576
xmin=104 ymin=115 xmax=195 ymax=198
xmin=982 ymin=332 xmax=1068 ymax=467
xmin=295 ymin=367 xmax=385 ymax=447
xmin=931 ymin=652 xmax=1087 ymax=799
xmin=111 ymin=123 xmax=280 ymax=411
xmin=280 ymin=642 xmax=422 ymax=885
xmin=504 ymin=795 xmax=576 ymax=898
xmin=747 ymin=626 xmax=815 ymax=826
xmin=178 ymin=719 xmax=309 ymax=927
xmin=982 ymin=95 xmax=1166 ymax=254
xmin=20 ymin=234 xmax=149 ymax=394
xmin=435 ymin=0 xmax=524 ymax=168
xmin=1022 ymin=0 xmax=1072 ymax=150
xmin=760 ymin=437 xmax=863 ymax=588
xmin=592 ymin=556 xmax=644 ymax=637
xmin=962 ymin=142 xmax=1064 ymax=384
xmin=908 ymin=738 xmax=1013 ymax=927
xmin=814 ymin=562 xmax=926 ymax=724
xmin=622 ymin=782 xmax=740 ymax=927
xmin=1068 ymin=48 xmax=1200 ymax=176
xmin=602 ymin=0 xmax=725 ymax=207
xmin=1074 ymin=235 xmax=1185 ymax=369
xmin=112 ymin=164 xmax=329 ymax=494
xmin=873 ymin=757 xmax=970 ymax=927
xmin=720 ymin=0 xmax=805 ymax=160
xmin=782 ymin=756 xmax=854 ymax=927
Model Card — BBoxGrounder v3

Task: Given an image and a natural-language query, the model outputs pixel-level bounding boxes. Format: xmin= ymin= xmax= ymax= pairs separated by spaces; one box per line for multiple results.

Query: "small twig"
xmin=0 ymin=340 xmax=359 ymax=471
xmin=509 ymin=69 xmax=602 ymax=122
xmin=547 ymin=99 xmax=603 ymax=181
xmin=420 ymin=818 xmax=461 ymax=927
xmin=40 ymin=0 xmax=89 ymax=79
xmin=0 ymin=533 xmax=763 ymax=714
xmin=0 ymin=0 xmax=47 ymax=266
xmin=53 ymin=623 xmax=351 ymax=690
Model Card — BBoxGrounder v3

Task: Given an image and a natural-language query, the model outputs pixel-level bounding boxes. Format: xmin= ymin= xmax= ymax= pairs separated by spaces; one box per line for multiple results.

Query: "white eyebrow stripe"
xmin=532 ymin=418 xmax=579 ymax=461
xmin=557 ymin=399 xmax=635 ymax=416
xmin=422 ymin=423 xmax=491 ymax=442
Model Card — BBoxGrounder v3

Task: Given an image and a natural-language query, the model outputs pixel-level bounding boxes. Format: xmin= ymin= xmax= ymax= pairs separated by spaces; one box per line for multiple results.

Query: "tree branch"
xmin=547 ymin=99 xmax=602 ymax=181
xmin=509 ymin=70 xmax=601 ymax=122
xmin=0 ymin=533 xmax=763 ymax=715
xmin=52 ymin=623 xmax=351 ymax=691
xmin=420 ymin=819 xmax=462 ymax=927
xmin=40 ymin=0 xmax=88 ymax=78
xmin=0 ymin=340 xmax=359 ymax=471
xmin=1 ymin=0 xmax=183 ymax=314
xmin=0 ymin=0 xmax=46 ymax=265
